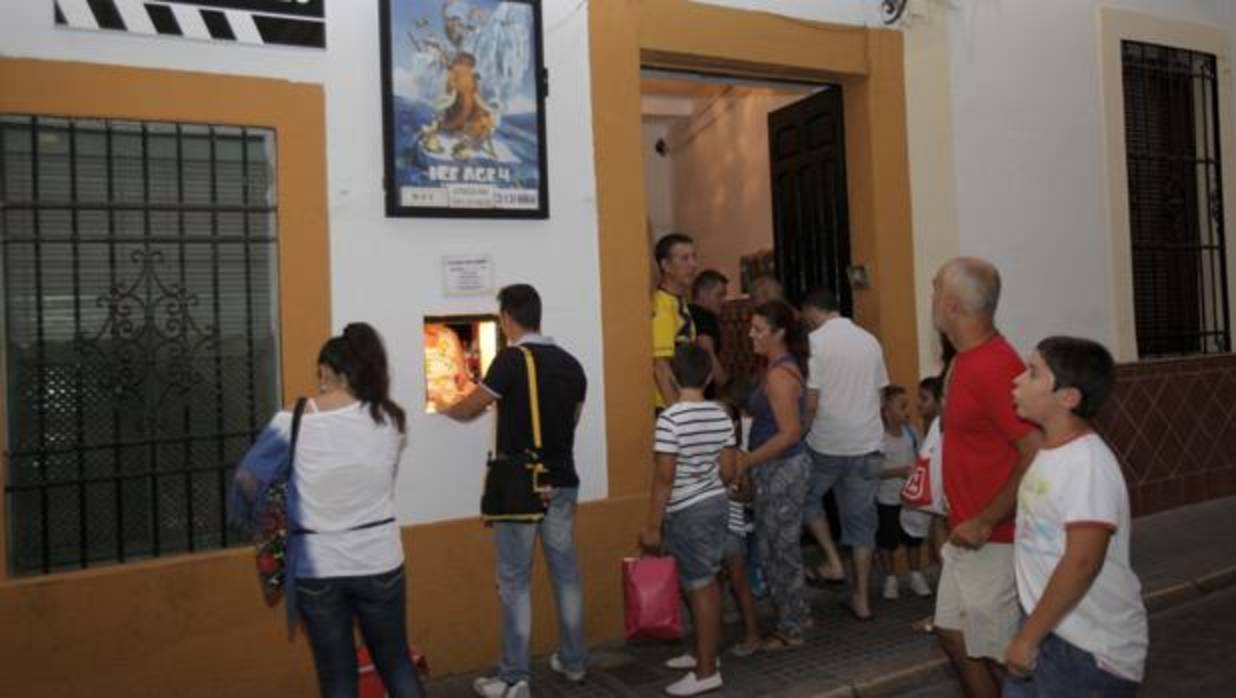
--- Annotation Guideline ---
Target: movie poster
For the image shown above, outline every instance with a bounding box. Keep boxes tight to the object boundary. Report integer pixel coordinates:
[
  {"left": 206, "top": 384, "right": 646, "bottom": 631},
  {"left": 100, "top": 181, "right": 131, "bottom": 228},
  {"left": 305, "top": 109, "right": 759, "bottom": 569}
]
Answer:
[{"left": 380, "top": 0, "right": 548, "bottom": 218}]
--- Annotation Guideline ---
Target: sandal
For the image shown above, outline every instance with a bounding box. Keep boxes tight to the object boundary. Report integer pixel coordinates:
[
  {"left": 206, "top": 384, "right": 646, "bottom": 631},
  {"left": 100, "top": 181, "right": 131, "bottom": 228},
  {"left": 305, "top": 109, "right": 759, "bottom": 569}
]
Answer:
[
  {"left": 730, "top": 639, "right": 761, "bottom": 657},
  {"left": 758, "top": 632, "right": 805, "bottom": 652},
  {"left": 804, "top": 566, "right": 846, "bottom": 588}
]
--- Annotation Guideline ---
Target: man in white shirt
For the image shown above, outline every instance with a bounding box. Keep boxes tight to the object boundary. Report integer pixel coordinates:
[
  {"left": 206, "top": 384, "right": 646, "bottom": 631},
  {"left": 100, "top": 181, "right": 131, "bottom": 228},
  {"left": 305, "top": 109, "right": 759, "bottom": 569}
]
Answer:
[{"left": 800, "top": 289, "right": 889, "bottom": 621}]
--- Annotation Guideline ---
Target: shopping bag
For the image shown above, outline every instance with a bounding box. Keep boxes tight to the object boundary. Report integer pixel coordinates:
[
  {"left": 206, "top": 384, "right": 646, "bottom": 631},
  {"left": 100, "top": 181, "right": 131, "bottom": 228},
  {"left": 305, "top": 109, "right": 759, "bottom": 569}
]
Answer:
[
  {"left": 901, "top": 417, "right": 947, "bottom": 515},
  {"left": 357, "top": 644, "right": 430, "bottom": 698},
  {"left": 622, "top": 556, "right": 683, "bottom": 641}
]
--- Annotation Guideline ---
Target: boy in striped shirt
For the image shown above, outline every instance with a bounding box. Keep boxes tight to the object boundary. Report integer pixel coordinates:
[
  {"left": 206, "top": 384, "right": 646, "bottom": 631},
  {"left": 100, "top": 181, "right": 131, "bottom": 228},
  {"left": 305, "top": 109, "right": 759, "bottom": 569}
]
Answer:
[{"left": 641, "top": 344, "right": 737, "bottom": 696}]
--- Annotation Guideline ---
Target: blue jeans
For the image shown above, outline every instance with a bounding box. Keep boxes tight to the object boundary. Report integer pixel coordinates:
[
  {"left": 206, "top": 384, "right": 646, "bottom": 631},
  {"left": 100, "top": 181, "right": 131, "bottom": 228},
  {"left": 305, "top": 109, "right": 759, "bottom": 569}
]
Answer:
[
  {"left": 1002, "top": 634, "right": 1139, "bottom": 698},
  {"left": 297, "top": 565, "right": 426, "bottom": 698},
  {"left": 493, "top": 487, "right": 587, "bottom": 684}
]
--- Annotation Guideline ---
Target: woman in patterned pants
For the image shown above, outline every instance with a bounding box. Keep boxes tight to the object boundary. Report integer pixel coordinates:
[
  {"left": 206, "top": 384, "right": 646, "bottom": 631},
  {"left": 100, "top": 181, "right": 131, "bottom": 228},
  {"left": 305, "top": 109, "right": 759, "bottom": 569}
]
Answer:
[{"left": 738, "top": 300, "right": 812, "bottom": 650}]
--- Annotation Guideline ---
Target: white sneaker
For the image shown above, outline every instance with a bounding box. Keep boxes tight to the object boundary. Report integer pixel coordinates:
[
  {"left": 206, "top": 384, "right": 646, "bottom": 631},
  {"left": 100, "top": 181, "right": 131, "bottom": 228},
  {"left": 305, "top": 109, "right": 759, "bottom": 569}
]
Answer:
[
  {"left": 473, "top": 677, "right": 530, "bottom": 698},
  {"left": 664, "top": 652, "right": 696, "bottom": 670},
  {"left": 665, "top": 671, "right": 723, "bottom": 696},
  {"left": 664, "top": 653, "right": 720, "bottom": 670},
  {"left": 882, "top": 575, "right": 900, "bottom": 600},
  {"left": 550, "top": 652, "right": 586, "bottom": 682},
  {"left": 909, "top": 571, "right": 933, "bottom": 597}
]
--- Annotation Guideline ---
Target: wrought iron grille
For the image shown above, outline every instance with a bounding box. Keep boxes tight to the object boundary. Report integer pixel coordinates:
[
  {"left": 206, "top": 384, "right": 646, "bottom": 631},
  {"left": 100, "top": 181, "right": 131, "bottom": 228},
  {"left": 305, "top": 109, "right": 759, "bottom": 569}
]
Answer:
[
  {"left": 1122, "top": 41, "right": 1230, "bottom": 357},
  {"left": 0, "top": 115, "right": 281, "bottom": 575}
]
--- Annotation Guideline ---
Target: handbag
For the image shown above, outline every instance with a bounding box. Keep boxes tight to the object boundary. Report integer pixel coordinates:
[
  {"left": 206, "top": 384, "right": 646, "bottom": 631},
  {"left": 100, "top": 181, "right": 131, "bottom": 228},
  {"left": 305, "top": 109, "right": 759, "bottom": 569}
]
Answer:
[
  {"left": 900, "top": 416, "right": 948, "bottom": 515},
  {"left": 622, "top": 556, "right": 683, "bottom": 641},
  {"left": 254, "top": 397, "right": 308, "bottom": 605},
  {"left": 481, "top": 346, "right": 551, "bottom": 524}
]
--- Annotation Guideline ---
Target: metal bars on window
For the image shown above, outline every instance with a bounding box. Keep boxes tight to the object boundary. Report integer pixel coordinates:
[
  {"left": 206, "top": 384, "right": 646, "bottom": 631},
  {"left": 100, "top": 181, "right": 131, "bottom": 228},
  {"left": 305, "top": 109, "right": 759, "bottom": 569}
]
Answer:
[
  {"left": 1122, "top": 41, "right": 1230, "bottom": 357},
  {"left": 0, "top": 115, "right": 281, "bottom": 575}
]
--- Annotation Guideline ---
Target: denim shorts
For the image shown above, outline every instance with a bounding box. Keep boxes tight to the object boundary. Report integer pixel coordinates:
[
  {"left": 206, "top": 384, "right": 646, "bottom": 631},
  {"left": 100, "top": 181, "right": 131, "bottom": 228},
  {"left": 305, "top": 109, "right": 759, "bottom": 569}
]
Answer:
[
  {"left": 664, "top": 494, "right": 728, "bottom": 591},
  {"left": 802, "top": 448, "right": 882, "bottom": 549},
  {"left": 1002, "top": 633, "right": 1140, "bottom": 698},
  {"left": 722, "top": 530, "right": 747, "bottom": 561}
]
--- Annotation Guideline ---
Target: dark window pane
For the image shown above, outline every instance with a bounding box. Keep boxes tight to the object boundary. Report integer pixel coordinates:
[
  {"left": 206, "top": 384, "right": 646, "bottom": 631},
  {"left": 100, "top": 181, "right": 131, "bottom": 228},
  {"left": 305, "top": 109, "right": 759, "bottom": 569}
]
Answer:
[
  {"left": 1, "top": 116, "right": 280, "bottom": 575},
  {"left": 1122, "top": 41, "right": 1230, "bottom": 357}
]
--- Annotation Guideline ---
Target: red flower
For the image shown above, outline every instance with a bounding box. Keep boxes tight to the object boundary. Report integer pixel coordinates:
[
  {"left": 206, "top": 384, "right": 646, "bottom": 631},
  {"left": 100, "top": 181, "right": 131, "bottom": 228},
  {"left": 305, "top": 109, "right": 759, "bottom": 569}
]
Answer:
[{"left": 257, "top": 552, "right": 280, "bottom": 575}]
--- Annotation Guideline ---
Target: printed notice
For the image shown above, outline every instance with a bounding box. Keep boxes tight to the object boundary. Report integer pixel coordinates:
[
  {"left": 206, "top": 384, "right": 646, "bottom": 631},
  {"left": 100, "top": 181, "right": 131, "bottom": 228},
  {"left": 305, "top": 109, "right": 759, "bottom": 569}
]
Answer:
[{"left": 442, "top": 254, "right": 494, "bottom": 297}]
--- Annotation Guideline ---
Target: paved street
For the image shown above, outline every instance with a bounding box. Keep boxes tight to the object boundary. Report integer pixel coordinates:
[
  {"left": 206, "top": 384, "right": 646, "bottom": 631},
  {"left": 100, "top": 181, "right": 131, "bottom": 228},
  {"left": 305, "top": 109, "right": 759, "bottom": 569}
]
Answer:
[
  {"left": 893, "top": 584, "right": 1236, "bottom": 697},
  {"left": 427, "top": 499, "right": 1236, "bottom": 698}
]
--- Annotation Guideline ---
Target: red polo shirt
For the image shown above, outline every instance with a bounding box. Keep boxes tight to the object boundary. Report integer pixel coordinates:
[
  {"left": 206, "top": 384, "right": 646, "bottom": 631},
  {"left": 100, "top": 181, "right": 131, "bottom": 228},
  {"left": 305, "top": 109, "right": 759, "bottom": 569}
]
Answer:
[{"left": 942, "top": 334, "right": 1037, "bottom": 543}]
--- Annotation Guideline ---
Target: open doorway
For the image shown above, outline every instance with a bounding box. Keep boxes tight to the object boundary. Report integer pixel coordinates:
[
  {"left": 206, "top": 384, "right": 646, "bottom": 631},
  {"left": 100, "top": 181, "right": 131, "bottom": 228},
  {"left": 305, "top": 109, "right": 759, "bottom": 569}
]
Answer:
[
  {"left": 640, "top": 69, "right": 853, "bottom": 550},
  {"left": 639, "top": 68, "right": 853, "bottom": 378}
]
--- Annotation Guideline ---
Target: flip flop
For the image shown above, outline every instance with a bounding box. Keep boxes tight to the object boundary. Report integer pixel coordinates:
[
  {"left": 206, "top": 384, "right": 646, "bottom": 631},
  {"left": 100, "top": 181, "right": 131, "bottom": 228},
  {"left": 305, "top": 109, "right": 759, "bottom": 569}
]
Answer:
[
  {"left": 804, "top": 567, "right": 846, "bottom": 588},
  {"left": 758, "top": 632, "right": 805, "bottom": 652},
  {"left": 840, "top": 599, "right": 874, "bottom": 622}
]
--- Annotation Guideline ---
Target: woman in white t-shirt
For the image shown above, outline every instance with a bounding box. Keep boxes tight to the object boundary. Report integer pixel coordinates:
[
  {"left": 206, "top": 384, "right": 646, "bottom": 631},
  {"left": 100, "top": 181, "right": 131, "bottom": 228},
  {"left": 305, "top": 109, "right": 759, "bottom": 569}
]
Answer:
[{"left": 233, "top": 323, "right": 422, "bottom": 698}]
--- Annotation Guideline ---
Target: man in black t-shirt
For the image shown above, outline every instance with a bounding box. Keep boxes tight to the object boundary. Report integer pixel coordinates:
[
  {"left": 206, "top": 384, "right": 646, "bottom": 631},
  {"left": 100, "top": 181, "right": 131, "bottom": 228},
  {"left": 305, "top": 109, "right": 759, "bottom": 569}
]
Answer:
[
  {"left": 689, "top": 269, "right": 729, "bottom": 397},
  {"left": 435, "top": 284, "right": 588, "bottom": 698}
]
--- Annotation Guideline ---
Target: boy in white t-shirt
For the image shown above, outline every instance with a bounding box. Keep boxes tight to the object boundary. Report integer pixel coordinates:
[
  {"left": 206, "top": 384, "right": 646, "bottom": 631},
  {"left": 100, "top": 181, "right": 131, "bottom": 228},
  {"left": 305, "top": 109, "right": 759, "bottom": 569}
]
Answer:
[
  {"left": 874, "top": 385, "right": 932, "bottom": 601},
  {"left": 1004, "top": 336, "right": 1147, "bottom": 697}
]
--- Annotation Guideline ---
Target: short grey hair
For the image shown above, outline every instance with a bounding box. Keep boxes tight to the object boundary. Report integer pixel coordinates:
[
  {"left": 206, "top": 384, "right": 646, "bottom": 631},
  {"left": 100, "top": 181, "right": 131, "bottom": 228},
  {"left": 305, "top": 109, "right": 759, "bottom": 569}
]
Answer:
[{"left": 944, "top": 257, "right": 1001, "bottom": 316}]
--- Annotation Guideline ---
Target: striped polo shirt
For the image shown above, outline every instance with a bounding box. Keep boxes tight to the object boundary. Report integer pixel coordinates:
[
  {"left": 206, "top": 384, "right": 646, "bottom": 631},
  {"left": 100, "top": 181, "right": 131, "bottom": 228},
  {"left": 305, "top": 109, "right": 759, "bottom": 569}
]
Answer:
[{"left": 655, "top": 401, "right": 735, "bottom": 512}]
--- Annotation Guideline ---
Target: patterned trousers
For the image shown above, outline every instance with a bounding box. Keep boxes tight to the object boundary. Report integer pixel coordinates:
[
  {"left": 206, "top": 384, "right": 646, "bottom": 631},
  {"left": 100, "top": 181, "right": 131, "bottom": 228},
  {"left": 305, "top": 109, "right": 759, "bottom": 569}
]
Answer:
[{"left": 750, "top": 451, "right": 811, "bottom": 639}]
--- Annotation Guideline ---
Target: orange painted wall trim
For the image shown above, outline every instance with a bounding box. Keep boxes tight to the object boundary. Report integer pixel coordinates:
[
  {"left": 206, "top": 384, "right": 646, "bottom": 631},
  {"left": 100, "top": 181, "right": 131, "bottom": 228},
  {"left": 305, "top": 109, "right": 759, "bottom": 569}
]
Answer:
[
  {"left": 0, "top": 58, "right": 331, "bottom": 403},
  {"left": 591, "top": 1, "right": 921, "bottom": 500},
  {"left": 0, "top": 58, "right": 330, "bottom": 696},
  {"left": 0, "top": 491, "right": 648, "bottom": 697}
]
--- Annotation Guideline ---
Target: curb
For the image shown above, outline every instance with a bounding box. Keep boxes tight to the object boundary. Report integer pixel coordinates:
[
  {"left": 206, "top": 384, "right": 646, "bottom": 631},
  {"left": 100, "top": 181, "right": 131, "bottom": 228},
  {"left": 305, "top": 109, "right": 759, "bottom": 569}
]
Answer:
[
  {"left": 1143, "top": 562, "right": 1236, "bottom": 613},
  {"left": 850, "top": 657, "right": 953, "bottom": 697},
  {"left": 1195, "top": 563, "right": 1236, "bottom": 594}
]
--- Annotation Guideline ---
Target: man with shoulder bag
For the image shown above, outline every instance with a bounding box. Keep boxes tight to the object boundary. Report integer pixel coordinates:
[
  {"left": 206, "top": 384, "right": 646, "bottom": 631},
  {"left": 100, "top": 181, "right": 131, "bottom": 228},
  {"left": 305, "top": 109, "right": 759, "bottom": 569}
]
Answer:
[{"left": 436, "top": 284, "right": 588, "bottom": 698}]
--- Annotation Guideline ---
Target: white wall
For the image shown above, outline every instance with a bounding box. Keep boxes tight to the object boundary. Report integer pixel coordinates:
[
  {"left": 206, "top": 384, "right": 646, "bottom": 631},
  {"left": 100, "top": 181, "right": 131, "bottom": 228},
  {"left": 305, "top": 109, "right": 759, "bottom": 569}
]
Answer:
[
  {"left": 0, "top": 0, "right": 609, "bottom": 523},
  {"left": 947, "top": 0, "right": 1236, "bottom": 356},
  {"left": 326, "top": 1, "right": 605, "bottom": 523},
  {"left": 667, "top": 90, "right": 803, "bottom": 293},
  {"left": 641, "top": 120, "right": 677, "bottom": 239}
]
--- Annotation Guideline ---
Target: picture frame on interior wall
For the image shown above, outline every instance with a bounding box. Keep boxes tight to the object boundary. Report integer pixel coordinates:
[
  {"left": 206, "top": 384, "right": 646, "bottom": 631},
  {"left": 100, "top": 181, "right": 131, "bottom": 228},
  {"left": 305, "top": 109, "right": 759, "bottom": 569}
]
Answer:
[{"left": 379, "top": 0, "right": 550, "bottom": 219}]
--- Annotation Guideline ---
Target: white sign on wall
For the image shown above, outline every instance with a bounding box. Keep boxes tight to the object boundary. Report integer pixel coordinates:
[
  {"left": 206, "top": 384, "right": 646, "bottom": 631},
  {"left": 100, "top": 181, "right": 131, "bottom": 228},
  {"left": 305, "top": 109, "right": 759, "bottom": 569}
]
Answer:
[{"left": 442, "top": 254, "right": 495, "bottom": 297}]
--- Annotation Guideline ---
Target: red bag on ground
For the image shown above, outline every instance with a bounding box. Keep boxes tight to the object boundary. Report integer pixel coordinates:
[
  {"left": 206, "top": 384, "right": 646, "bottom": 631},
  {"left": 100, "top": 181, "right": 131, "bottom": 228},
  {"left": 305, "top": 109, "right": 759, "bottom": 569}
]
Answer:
[
  {"left": 357, "top": 645, "right": 429, "bottom": 698},
  {"left": 622, "top": 556, "right": 683, "bottom": 641}
]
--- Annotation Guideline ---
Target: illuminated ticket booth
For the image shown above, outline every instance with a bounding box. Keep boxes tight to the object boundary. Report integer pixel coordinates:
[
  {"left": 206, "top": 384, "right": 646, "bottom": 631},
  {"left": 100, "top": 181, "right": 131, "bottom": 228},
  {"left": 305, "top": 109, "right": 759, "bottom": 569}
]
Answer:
[{"left": 423, "top": 314, "right": 504, "bottom": 413}]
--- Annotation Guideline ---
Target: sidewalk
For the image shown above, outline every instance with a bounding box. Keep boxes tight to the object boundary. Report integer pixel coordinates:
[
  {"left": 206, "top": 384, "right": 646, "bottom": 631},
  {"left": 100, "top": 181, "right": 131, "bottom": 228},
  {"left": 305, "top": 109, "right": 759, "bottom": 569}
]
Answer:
[{"left": 427, "top": 497, "right": 1236, "bottom": 698}]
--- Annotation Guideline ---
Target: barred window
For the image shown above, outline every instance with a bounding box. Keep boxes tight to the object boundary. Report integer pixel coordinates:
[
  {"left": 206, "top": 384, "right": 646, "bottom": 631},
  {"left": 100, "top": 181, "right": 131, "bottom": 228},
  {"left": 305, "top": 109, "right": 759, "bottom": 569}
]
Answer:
[
  {"left": 1122, "top": 41, "right": 1230, "bottom": 357},
  {"left": 1, "top": 116, "right": 281, "bottom": 575}
]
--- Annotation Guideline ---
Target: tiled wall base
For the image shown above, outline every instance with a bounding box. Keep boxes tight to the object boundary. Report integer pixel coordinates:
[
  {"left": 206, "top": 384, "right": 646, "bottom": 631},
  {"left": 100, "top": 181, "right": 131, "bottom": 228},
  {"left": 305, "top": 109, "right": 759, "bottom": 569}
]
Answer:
[{"left": 1094, "top": 354, "right": 1236, "bottom": 516}]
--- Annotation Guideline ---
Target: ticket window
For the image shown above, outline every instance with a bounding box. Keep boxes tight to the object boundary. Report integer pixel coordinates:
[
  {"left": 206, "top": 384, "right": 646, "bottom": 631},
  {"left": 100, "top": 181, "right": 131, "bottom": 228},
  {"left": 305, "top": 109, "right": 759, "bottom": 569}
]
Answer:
[{"left": 424, "top": 314, "right": 504, "bottom": 413}]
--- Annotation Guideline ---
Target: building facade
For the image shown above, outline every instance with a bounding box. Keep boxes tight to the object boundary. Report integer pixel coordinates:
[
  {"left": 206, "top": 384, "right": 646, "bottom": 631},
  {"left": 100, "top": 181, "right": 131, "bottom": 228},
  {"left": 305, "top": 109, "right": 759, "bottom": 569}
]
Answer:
[{"left": 1, "top": 0, "right": 1233, "bottom": 695}]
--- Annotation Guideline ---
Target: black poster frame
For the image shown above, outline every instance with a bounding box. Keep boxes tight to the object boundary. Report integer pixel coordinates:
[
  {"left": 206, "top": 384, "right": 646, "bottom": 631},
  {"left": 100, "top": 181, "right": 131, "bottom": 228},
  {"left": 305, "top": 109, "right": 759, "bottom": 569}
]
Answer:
[{"left": 379, "top": 0, "right": 550, "bottom": 219}]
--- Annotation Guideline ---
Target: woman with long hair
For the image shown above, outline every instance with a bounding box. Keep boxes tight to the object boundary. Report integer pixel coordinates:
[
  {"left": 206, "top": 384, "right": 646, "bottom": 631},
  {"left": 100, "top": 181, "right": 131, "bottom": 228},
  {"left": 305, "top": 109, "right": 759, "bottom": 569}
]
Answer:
[
  {"left": 738, "top": 300, "right": 813, "bottom": 650},
  {"left": 231, "top": 323, "right": 423, "bottom": 698}
]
